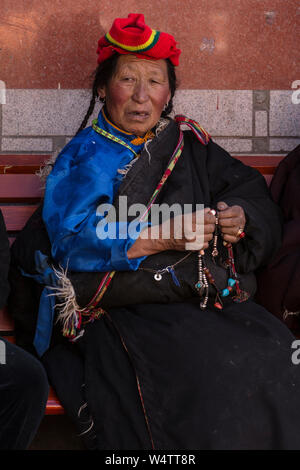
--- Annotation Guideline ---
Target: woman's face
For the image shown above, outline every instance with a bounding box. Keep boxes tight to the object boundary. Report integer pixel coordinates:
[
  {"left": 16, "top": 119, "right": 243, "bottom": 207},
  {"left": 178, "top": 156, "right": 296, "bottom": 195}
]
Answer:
[{"left": 98, "top": 55, "right": 171, "bottom": 136}]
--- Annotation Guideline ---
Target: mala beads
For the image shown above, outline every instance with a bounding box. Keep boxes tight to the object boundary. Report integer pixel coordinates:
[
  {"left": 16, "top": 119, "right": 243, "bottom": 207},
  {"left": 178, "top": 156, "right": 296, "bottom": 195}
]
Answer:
[
  {"left": 195, "top": 209, "right": 249, "bottom": 310},
  {"left": 220, "top": 277, "right": 236, "bottom": 297},
  {"left": 211, "top": 213, "right": 219, "bottom": 258},
  {"left": 195, "top": 249, "right": 209, "bottom": 309},
  {"left": 223, "top": 241, "right": 249, "bottom": 303}
]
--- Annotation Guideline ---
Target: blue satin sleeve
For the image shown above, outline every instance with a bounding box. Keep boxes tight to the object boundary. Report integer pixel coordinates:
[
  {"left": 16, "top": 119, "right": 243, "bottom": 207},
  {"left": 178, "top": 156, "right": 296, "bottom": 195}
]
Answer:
[{"left": 42, "top": 136, "right": 148, "bottom": 272}]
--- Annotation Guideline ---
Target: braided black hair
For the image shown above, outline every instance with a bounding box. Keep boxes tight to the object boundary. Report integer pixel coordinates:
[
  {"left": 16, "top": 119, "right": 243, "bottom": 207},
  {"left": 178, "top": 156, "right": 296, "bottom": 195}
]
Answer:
[
  {"left": 76, "top": 54, "right": 119, "bottom": 135},
  {"left": 161, "top": 59, "right": 177, "bottom": 119},
  {"left": 76, "top": 55, "right": 178, "bottom": 135}
]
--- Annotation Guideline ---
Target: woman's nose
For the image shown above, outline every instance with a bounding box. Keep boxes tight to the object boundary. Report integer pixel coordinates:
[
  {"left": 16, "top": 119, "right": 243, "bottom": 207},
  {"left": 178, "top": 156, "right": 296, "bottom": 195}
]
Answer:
[{"left": 132, "top": 81, "right": 149, "bottom": 103}]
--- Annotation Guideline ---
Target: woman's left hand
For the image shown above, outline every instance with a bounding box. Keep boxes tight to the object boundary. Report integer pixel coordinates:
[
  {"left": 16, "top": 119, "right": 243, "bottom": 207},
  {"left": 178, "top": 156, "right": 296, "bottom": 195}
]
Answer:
[{"left": 217, "top": 201, "right": 246, "bottom": 244}]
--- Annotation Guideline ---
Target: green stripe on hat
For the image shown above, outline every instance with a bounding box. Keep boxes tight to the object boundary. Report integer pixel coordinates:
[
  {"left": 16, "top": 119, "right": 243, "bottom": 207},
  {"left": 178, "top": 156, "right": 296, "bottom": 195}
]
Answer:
[{"left": 105, "top": 30, "right": 160, "bottom": 53}]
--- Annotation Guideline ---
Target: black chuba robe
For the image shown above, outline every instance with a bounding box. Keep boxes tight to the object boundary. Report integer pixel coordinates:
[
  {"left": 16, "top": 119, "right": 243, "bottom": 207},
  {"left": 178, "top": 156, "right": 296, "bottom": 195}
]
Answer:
[{"left": 9, "top": 119, "right": 300, "bottom": 449}]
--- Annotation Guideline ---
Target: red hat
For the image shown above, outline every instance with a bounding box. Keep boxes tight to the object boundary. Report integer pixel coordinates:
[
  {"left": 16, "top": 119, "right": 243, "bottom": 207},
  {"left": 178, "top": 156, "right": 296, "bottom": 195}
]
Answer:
[{"left": 97, "top": 13, "right": 181, "bottom": 66}]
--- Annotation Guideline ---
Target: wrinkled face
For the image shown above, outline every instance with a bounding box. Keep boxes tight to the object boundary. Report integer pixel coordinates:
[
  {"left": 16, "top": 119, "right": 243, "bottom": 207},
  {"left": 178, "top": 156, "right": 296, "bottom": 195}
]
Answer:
[{"left": 98, "top": 55, "right": 171, "bottom": 136}]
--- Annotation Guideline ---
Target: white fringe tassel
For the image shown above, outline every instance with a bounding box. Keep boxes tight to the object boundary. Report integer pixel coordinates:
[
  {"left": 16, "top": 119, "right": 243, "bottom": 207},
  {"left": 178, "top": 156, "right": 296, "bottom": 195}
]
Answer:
[
  {"left": 36, "top": 150, "right": 61, "bottom": 186},
  {"left": 117, "top": 155, "right": 139, "bottom": 177},
  {"left": 47, "top": 263, "right": 83, "bottom": 333}
]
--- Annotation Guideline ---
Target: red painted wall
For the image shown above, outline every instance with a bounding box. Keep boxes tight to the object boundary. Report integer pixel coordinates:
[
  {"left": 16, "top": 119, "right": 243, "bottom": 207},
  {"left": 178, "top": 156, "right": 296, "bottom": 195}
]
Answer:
[{"left": 0, "top": 0, "right": 299, "bottom": 89}]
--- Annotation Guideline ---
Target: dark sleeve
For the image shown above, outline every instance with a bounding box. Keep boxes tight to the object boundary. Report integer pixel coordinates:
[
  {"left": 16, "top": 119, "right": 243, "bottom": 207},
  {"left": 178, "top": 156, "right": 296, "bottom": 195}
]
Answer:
[
  {"left": 206, "top": 141, "right": 283, "bottom": 273},
  {"left": 0, "top": 210, "right": 10, "bottom": 308}
]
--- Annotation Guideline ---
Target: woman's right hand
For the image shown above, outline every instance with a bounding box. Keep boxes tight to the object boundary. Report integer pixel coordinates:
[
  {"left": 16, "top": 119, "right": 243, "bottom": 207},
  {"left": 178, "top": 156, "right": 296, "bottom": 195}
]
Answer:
[
  {"left": 128, "top": 208, "right": 216, "bottom": 258},
  {"left": 161, "top": 207, "right": 216, "bottom": 252}
]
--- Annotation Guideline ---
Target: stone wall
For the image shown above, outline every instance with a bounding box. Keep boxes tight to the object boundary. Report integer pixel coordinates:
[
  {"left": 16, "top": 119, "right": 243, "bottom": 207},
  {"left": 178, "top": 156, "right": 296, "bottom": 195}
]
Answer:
[{"left": 1, "top": 89, "right": 299, "bottom": 155}]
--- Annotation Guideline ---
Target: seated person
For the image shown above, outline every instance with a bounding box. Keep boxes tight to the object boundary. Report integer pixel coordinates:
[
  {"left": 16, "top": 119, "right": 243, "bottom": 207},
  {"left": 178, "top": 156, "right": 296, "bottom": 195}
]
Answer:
[
  {"left": 8, "top": 14, "right": 300, "bottom": 450},
  {"left": 256, "top": 144, "right": 300, "bottom": 327},
  {"left": 0, "top": 209, "right": 49, "bottom": 450}
]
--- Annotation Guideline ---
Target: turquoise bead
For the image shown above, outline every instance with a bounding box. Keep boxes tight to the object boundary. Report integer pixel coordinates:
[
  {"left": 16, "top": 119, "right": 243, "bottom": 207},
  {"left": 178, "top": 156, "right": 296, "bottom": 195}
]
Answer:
[
  {"left": 228, "top": 278, "right": 236, "bottom": 287},
  {"left": 221, "top": 288, "right": 230, "bottom": 297}
]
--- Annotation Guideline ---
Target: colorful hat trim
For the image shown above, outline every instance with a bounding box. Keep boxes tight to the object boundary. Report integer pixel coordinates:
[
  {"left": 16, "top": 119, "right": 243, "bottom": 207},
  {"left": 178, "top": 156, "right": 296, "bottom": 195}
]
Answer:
[{"left": 105, "top": 29, "right": 161, "bottom": 53}]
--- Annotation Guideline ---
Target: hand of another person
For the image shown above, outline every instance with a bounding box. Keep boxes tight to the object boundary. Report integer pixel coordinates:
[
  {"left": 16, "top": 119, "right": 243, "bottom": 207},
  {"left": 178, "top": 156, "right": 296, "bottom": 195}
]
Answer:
[{"left": 217, "top": 201, "right": 246, "bottom": 244}]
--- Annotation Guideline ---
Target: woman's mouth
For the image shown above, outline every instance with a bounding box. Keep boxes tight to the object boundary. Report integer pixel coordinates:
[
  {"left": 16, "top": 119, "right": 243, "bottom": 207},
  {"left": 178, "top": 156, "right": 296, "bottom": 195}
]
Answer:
[{"left": 127, "top": 111, "right": 150, "bottom": 121}]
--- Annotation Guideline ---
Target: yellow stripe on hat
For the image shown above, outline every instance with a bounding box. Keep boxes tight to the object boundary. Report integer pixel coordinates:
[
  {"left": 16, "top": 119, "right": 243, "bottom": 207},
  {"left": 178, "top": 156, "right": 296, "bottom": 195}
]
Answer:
[{"left": 106, "top": 29, "right": 159, "bottom": 52}]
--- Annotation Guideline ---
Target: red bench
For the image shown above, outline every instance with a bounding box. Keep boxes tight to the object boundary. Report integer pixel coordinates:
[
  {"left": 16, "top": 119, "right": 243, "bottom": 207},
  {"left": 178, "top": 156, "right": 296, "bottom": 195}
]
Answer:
[
  {"left": 0, "top": 152, "right": 285, "bottom": 415},
  {"left": 0, "top": 154, "right": 64, "bottom": 415}
]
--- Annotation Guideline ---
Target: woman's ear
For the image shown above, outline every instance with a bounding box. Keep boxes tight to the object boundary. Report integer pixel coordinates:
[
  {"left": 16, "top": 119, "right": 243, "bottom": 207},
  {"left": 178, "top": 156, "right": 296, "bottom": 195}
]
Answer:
[{"left": 97, "top": 86, "right": 106, "bottom": 101}]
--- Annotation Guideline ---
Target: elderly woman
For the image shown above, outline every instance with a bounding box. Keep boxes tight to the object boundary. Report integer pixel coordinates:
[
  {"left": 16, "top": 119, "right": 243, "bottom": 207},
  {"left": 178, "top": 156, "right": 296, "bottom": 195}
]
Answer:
[{"left": 9, "top": 13, "right": 300, "bottom": 450}]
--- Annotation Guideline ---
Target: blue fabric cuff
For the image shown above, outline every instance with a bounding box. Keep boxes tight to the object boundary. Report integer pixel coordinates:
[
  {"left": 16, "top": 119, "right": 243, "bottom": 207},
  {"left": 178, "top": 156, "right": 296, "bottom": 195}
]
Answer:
[{"left": 110, "top": 221, "right": 149, "bottom": 271}]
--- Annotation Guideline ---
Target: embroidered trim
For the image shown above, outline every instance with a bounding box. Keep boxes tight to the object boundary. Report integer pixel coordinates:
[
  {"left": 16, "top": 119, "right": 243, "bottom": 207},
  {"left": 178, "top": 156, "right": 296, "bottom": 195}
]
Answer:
[
  {"left": 175, "top": 115, "right": 210, "bottom": 145},
  {"left": 92, "top": 119, "right": 139, "bottom": 157}
]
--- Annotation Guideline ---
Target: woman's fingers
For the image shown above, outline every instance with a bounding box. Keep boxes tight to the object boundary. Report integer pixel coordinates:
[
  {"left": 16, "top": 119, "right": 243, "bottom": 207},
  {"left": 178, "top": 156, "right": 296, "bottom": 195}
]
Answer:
[
  {"left": 218, "top": 215, "right": 245, "bottom": 227},
  {"left": 221, "top": 232, "right": 241, "bottom": 243},
  {"left": 165, "top": 207, "right": 220, "bottom": 251},
  {"left": 202, "top": 210, "right": 216, "bottom": 241},
  {"left": 218, "top": 205, "right": 245, "bottom": 224},
  {"left": 217, "top": 201, "right": 246, "bottom": 243},
  {"left": 217, "top": 201, "right": 246, "bottom": 241},
  {"left": 182, "top": 208, "right": 216, "bottom": 250}
]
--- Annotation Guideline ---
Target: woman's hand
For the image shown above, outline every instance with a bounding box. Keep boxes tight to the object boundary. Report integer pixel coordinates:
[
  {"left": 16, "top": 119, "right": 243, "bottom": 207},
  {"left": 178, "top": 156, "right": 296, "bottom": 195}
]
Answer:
[
  {"left": 127, "top": 208, "right": 216, "bottom": 258},
  {"left": 217, "top": 201, "right": 246, "bottom": 244},
  {"left": 164, "top": 207, "right": 216, "bottom": 252}
]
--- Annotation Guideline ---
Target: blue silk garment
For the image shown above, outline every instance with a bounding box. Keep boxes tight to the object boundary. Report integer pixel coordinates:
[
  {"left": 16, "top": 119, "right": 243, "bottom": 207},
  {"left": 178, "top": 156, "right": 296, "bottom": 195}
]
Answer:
[{"left": 42, "top": 108, "right": 149, "bottom": 272}]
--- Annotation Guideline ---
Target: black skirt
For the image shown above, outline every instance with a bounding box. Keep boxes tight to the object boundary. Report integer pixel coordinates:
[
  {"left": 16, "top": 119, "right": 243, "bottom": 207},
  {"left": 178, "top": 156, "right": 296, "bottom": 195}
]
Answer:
[{"left": 43, "top": 299, "right": 300, "bottom": 450}]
